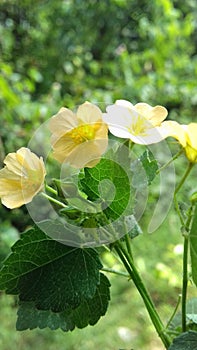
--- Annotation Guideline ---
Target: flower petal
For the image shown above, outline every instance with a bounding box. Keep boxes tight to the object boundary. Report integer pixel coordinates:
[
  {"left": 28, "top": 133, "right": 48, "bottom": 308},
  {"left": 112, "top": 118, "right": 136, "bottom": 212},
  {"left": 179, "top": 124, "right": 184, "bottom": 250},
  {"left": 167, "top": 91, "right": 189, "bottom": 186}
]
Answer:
[
  {"left": 51, "top": 135, "right": 76, "bottom": 163},
  {"left": 134, "top": 103, "right": 168, "bottom": 125},
  {"left": 115, "top": 99, "right": 135, "bottom": 109},
  {"left": 77, "top": 101, "right": 102, "bottom": 124},
  {"left": 0, "top": 147, "right": 46, "bottom": 209},
  {"left": 65, "top": 139, "right": 107, "bottom": 168},
  {"left": 49, "top": 107, "right": 78, "bottom": 137},
  {"left": 185, "top": 123, "right": 197, "bottom": 150},
  {"left": 128, "top": 126, "right": 166, "bottom": 145},
  {"left": 1, "top": 192, "right": 27, "bottom": 209},
  {"left": 161, "top": 121, "right": 187, "bottom": 147},
  {"left": 104, "top": 104, "right": 138, "bottom": 128}
]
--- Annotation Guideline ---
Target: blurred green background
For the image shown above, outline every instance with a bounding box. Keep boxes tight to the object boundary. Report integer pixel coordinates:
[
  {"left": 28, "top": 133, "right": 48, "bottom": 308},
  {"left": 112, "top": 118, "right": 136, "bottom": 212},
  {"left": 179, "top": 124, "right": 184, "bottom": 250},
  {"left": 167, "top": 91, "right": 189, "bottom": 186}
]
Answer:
[{"left": 0, "top": 0, "right": 197, "bottom": 349}]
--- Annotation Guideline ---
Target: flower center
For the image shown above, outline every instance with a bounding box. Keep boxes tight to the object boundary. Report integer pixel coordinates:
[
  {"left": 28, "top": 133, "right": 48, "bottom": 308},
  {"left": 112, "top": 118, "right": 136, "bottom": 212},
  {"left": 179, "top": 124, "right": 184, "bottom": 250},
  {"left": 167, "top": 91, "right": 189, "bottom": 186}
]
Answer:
[
  {"left": 128, "top": 115, "right": 149, "bottom": 136},
  {"left": 69, "top": 124, "right": 97, "bottom": 144}
]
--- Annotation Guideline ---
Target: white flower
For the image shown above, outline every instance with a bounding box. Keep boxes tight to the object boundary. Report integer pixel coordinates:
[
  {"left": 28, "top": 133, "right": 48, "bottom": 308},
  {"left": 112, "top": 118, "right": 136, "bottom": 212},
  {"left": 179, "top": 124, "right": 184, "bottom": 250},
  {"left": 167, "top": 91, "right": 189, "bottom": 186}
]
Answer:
[{"left": 103, "top": 100, "right": 168, "bottom": 145}]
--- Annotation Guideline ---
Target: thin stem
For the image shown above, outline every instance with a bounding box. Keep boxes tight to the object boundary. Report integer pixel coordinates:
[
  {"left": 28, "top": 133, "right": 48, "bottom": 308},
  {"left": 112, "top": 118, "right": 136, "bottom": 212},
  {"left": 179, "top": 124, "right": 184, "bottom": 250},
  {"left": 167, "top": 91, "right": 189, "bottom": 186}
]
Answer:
[
  {"left": 101, "top": 267, "right": 129, "bottom": 278},
  {"left": 45, "top": 184, "right": 58, "bottom": 195},
  {"left": 174, "top": 162, "right": 194, "bottom": 226},
  {"left": 174, "top": 196, "right": 185, "bottom": 227},
  {"left": 166, "top": 294, "right": 181, "bottom": 329},
  {"left": 174, "top": 162, "right": 194, "bottom": 195},
  {"left": 173, "top": 163, "right": 194, "bottom": 333},
  {"left": 41, "top": 192, "right": 67, "bottom": 208},
  {"left": 182, "top": 235, "right": 189, "bottom": 332},
  {"left": 156, "top": 148, "right": 183, "bottom": 174},
  {"left": 181, "top": 204, "right": 194, "bottom": 332},
  {"left": 125, "top": 233, "right": 133, "bottom": 260},
  {"left": 114, "top": 242, "right": 171, "bottom": 348}
]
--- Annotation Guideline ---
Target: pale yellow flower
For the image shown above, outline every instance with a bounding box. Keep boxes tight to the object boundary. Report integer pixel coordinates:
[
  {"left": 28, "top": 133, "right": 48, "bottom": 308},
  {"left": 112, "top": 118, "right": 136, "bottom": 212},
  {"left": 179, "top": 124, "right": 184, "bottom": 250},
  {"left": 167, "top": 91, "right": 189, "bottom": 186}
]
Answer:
[
  {"left": 162, "top": 121, "right": 197, "bottom": 163},
  {"left": 0, "top": 147, "right": 46, "bottom": 209},
  {"left": 103, "top": 99, "right": 168, "bottom": 144},
  {"left": 49, "top": 101, "right": 108, "bottom": 168}
]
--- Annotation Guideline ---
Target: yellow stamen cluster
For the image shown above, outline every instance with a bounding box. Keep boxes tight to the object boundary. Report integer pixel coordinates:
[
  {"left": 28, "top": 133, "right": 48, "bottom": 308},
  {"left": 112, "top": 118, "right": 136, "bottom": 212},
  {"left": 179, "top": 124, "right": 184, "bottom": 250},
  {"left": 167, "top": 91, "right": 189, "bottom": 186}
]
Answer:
[
  {"left": 128, "top": 116, "right": 148, "bottom": 136},
  {"left": 69, "top": 124, "right": 96, "bottom": 144}
]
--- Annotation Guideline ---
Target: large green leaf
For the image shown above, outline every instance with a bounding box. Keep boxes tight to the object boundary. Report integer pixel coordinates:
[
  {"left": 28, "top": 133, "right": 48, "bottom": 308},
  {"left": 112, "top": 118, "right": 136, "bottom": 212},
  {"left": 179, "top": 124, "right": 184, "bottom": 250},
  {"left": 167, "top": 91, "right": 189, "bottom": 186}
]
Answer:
[
  {"left": 169, "top": 331, "right": 197, "bottom": 350},
  {"left": 0, "top": 226, "right": 102, "bottom": 312},
  {"left": 16, "top": 273, "right": 110, "bottom": 331},
  {"left": 190, "top": 205, "right": 197, "bottom": 286}
]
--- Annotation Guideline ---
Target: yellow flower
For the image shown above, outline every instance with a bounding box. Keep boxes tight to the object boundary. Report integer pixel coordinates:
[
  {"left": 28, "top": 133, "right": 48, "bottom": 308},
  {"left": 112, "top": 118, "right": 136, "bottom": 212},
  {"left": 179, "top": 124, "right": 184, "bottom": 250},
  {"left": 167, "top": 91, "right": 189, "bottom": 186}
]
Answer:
[
  {"left": 0, "top": 147, "right": 46, "bottom": 209},
  {"left": 103, "top": 100, "right": 168, "bottom": 145},
  {"left": 162, "top": 121, "right": 197, "bottom": 163},
  {"left": 49, "top": 101, "right": 108, "bottom": 168}
]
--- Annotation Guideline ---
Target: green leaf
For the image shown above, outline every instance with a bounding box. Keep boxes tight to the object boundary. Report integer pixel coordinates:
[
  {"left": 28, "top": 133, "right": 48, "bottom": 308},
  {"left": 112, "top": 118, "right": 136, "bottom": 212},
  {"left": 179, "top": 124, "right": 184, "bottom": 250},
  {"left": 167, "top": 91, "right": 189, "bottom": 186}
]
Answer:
[
  {"left": 140, "top": 149, "right": 158, "bottom": 184},
  {"left": 16, "top": 273, "right": 110, "bottom": 331},
  {"left": 131, "top": 149, "right": 158, "bottom": 188},
  {"left": 80, "top": 155, "right": 132, "bottom": 220},
  {"left": 0, "top": 226, "right": 102, "bottom": 312},
  {"left": 168, "top": 331, "right": 197, "bottom": 350},
  {"left": 190, "top": 205, "right": 197, "bottom": 286}
]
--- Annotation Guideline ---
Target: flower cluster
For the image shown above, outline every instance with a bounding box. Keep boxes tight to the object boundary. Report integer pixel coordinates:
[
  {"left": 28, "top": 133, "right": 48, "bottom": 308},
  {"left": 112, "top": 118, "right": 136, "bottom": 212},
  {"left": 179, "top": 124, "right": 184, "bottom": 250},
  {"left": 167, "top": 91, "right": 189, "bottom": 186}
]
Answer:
[{"left": 0, "top": 99, "right": 197, "bottom": 209}]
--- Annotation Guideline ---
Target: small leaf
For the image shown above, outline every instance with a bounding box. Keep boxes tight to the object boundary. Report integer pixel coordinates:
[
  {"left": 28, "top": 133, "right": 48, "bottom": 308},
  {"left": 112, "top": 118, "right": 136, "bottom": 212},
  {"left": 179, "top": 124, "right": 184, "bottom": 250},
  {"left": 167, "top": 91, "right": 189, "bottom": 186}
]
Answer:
[
  {"left": 16, "top": 273, "right": 110, "bottom": 331},
  {"left": 140, "top": 149, "right": 158, "bottom": 184},
  {"left": 168, "top": 331, "right": 197, "bottom": 350},
  {"left": 131, "top": 149, "right": 158, "bottom": 188},
  {"left": 190, "top": 205, "right": 197, "bottom": 286},
  {"left": 0, "top": 226, "right": 102, "bottom": 312}
]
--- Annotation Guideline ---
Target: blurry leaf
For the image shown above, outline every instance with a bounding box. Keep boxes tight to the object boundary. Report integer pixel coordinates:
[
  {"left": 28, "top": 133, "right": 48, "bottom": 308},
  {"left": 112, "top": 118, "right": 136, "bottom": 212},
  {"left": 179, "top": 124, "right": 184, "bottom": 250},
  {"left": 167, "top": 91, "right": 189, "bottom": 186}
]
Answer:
[
  {"left": 0, "top": 226, "right": 102, "bottom": 312},
  {"left": 169, "top": 298, "right": 197, "bottom": 333},
  {"left": 124, "top": 215, "right": 142, "bottom": 239},
  {"left": 16, "top": 273, "right": 110, "bottom": 331},
  {"left": 186, "top": 298, "right": 197, "bottom": 324},
  {"left": 169, "top": 331, "right": 197, "bottom": 350},
  {"left": 190, "top": 205, "right": 197, "bottom": 286}
]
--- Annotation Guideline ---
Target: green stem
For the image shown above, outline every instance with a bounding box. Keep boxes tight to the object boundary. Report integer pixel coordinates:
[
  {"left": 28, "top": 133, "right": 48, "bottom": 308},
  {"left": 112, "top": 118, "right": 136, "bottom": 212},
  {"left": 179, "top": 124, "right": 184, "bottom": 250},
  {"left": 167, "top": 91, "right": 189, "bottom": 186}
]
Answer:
[
  {"left": 181, "top": 204, "right": 194, "bottom": 332},
  {"left": 156, "top": 148, "right": 183, "bottom": 174},
  {"left": 173, "top": 163, "right": 194, "bottom": 333},
  {"left": 45, "top": 184, "right": 58, "bottom": 195},
  {"left": 41, "top": 192, "right": 67, "bottom": 208},
  {"left": 125, "top": 233, "right": 133, "bottom": 260},
  {"left": 101, "top": 267, "right": 129, "bottom": 278},
  {"left": 182, "top": 235, "right": 189, "bottom": 332},
  {"left": 166, "top": 294, "right": 181, "bottom": 330},
  {"left": 174, "top": 162, "right": 194, "bottom": 226},
  {"left": 174, "top": 162, "right": 194, "bottom": 195},
  {"left": 114, "top": 242, "right": 171, "bottom": 349}
]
